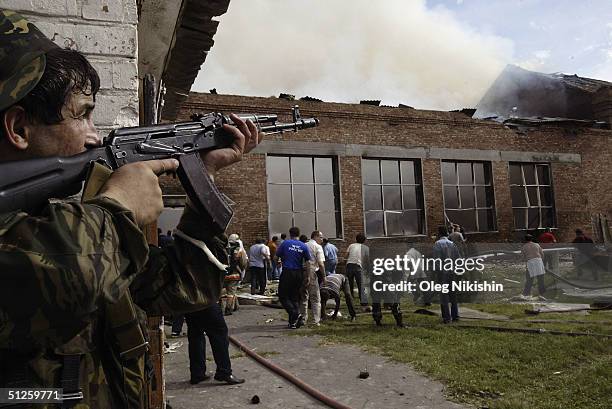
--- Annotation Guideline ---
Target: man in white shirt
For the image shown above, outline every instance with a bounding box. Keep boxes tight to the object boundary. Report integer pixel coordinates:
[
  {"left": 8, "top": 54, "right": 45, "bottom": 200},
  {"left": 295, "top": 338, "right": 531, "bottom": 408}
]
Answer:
[
  {"left": 300, "top": 231, "right": 326, "bottom": 326},
  {"left": 346, "top": 233, "right": 370, "bottom": 306},
  {"left": 248, "top": 239, "right": 271, "bottom": 295}
]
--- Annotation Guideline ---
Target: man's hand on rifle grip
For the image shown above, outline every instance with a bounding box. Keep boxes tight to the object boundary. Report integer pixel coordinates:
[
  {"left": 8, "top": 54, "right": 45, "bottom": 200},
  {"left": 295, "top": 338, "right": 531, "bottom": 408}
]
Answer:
[{"left": 200, "top": 113, "right": 264, "bottom": 180}]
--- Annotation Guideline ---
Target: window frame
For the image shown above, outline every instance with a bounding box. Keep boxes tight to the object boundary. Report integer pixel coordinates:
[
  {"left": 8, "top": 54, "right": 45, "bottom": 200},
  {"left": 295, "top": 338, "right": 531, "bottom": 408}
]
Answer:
[
  {"left": 266, "top": 154, "right": 342, "bottom": 238},
  {"left": 361, "top": 157, "right": 426, "bottom": 238},
  {"left": 508, "top": 162, "right": 556, "bottom": 230},
  {"left": 441, "top": 160, "right": 497, "bottom": 233}
]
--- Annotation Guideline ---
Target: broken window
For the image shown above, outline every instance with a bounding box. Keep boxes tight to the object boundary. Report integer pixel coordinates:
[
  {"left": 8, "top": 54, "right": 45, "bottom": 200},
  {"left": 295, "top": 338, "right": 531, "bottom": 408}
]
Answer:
[
  {"left": 362, "top": 158, "right": 425, "bottom": 237},
  {"left": 267, "top": 155, "right": 341, "bottom": 238},
  {"left": 442, "top": 161, "right": 497, "bottom": 232},
  {"left": 509, "top": 162, "right": 556, "bottom": 229}
]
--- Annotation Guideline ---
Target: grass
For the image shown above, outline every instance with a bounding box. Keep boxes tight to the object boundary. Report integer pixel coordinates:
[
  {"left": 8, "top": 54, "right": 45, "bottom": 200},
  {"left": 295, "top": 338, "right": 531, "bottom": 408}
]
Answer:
[{"left": 302, "top": 302, "right": 612, "bottom": 409}]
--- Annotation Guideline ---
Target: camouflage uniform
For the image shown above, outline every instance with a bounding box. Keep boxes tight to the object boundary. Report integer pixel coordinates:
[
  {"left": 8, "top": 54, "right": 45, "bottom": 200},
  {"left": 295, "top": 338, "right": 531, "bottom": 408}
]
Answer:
[{"left": 0, "top": 10, "right": 227, "bottom": 409}]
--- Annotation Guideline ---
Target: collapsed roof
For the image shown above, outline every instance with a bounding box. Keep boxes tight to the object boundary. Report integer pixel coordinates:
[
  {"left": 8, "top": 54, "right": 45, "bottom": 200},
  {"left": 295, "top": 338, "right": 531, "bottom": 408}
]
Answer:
[{"left": 473, "top": 65, "right": 612, "bottom": 126}]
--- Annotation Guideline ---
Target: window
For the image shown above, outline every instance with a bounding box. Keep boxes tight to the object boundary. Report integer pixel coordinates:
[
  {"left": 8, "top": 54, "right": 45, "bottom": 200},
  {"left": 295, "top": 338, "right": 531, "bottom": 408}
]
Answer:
[
  {"left": 362, "top": 158, "right": 424, "bottom": 237},
  {"left": 509, "top": 163, "right": 555, "bottom": 229},
  {"left": 266, "top": 155, "right": 341, "bottom": 238},
  {"left": 442, "top": 161, "right": 496, "bottom": 232}
]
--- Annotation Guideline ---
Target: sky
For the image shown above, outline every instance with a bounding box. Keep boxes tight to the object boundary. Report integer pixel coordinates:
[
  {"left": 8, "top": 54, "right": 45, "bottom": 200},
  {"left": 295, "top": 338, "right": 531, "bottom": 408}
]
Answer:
[{"left": 192, "top": 0, "right": 612, "bottom": 111}]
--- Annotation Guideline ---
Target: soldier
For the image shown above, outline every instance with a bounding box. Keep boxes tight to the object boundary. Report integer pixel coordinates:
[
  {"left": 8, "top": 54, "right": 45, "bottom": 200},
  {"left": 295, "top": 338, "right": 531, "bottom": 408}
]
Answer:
[{"left": 0, "top": 10, "right": 262, "bottom": 408}]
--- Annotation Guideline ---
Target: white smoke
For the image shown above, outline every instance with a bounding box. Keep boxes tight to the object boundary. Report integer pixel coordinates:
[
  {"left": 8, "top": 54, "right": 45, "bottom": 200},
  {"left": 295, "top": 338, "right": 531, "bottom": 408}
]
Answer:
[{"left": 193, "top": 0, "right": 515, "bottom": 110}]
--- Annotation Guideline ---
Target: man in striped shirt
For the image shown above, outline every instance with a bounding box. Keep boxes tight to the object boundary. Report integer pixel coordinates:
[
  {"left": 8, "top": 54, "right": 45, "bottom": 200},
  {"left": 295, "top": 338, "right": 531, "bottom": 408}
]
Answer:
[{"left": 320, "top": 273, "right": 356, "bottom": 321}]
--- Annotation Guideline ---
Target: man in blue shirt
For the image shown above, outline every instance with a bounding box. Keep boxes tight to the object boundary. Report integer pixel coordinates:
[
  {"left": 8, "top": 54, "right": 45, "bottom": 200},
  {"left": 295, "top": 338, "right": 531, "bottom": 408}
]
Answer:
[
  {"left": 322, "top": 238, "right": 338, "bottom": 276},
  {"left": 276, "top": 226, "right": 312, "bottom": 328}
]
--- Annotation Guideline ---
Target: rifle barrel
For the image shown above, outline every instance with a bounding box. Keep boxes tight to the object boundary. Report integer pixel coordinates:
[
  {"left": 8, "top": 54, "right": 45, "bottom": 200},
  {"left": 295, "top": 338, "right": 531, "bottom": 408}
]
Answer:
[{"left": 259, "top": 118, "right": 319, "bottom": 134}]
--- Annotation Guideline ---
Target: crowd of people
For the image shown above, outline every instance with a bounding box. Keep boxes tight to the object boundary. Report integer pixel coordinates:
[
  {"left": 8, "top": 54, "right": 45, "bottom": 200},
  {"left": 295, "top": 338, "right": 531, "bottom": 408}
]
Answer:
[{"left": 161, "top": 220, "right": 601, "bottom": 390}]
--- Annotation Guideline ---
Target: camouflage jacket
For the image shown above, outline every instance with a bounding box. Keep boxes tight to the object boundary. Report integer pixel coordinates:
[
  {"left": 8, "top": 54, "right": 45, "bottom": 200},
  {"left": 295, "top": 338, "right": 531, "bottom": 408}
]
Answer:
[{"left": 0, "top": 196, "right": 226, "bottom": 408}]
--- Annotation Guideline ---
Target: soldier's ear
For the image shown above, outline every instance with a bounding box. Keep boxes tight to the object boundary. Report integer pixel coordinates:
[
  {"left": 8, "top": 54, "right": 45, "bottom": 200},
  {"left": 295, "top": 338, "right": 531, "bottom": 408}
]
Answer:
[{"left": 3, "top": 106, "right": 30, "bottom": 150}]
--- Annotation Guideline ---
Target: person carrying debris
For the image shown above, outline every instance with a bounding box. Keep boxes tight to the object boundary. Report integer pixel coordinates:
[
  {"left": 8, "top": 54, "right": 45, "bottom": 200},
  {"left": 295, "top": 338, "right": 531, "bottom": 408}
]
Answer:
[
  {"left": 320, "top": 273, "right": 356, "bottom": 321},
  {"left": 521, "top": 234, "right": 546, "bottom": 297},
  {"left": 220, "top": 234, "right": 248, "bottom": 315}
]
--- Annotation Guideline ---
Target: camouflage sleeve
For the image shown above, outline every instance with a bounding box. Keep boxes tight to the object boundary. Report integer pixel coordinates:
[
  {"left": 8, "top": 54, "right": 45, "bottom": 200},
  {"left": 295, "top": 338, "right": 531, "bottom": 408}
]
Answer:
[
  {"left": 127, "top": 202, "right": 227, "bottom": 316},
  {"left": 0, "top": 197, "right": 148, "bottom": 351}
]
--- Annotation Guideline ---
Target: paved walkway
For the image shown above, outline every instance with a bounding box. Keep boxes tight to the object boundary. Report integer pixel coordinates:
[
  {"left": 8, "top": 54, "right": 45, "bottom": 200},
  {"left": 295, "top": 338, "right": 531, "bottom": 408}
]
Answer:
[{"left": 164, "top": 305, "right": 469, "bottom": 409}]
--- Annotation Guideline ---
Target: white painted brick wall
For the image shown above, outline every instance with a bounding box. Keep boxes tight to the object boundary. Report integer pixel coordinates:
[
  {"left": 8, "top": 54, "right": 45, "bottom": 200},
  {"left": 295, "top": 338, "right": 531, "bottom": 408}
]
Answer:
[{"left": 7, "top": 0, "right": 139, "bottom": 128}]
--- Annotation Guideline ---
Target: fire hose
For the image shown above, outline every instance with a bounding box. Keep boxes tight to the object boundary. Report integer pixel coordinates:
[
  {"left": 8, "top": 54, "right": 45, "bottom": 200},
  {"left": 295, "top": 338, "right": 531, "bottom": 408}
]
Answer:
[{"left": 229, "top": 335, "right": 353, "bottom": 409}]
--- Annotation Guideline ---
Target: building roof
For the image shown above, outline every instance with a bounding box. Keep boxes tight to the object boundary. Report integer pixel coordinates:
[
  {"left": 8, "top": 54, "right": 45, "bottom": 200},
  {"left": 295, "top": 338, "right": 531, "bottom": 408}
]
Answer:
[
  {"left": 160, "top": 0, "right": 230, "bottom": 120},
  {"left": 473, "top": 65, "right": 612, "bottom": 124}
]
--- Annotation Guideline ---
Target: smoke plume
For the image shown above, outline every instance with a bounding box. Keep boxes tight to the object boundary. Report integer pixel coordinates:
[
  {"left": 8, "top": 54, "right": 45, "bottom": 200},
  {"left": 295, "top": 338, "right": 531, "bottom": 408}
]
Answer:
[{"left": 193, "top": 0, "right": 515, "bottom": 110}]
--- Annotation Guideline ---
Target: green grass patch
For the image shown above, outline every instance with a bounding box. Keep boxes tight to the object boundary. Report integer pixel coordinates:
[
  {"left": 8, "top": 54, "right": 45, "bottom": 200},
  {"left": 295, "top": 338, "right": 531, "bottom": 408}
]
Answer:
[{"left": 303, "top": 304, "right": 612, "bottom": 409}]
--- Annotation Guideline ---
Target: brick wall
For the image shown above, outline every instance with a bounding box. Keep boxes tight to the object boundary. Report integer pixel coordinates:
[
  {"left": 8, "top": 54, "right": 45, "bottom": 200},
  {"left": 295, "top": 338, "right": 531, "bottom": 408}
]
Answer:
[
  {"left": 9, "top": 0, "right": 140, "bottom": 134},
  {"left": 171, "top": 92, "right": 612, "bottom": 251}
]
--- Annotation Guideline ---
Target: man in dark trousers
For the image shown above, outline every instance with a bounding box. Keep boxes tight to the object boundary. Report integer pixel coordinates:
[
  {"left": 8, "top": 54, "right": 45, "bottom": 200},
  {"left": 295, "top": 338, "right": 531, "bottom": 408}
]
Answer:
[
  {"left": 276, "top": 227, "right": 312, "bottom": 328},
  {"left": 573, "top": 228, "right": 598, "bottom": 280},
  {"left": 185, "top": 304, "right": 245, "bottom": 385},
  {"left": 320, "top": 273, "right": 356, "bottom": 321},
  {"left": 433, "top": 225, "right": 461, "bottom": 324}
]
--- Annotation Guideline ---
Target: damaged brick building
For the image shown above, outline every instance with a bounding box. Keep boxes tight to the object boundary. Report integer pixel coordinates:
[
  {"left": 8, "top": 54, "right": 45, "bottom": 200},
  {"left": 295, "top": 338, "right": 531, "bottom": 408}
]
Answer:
[{"left": 159, "top": 65, "right": 612, "bottom": 253}]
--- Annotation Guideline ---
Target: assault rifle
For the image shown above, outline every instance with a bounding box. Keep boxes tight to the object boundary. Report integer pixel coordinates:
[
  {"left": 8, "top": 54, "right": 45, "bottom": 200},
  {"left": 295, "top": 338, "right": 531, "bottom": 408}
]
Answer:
[{"left": 0, "top": 106, "right": 318, "bottom": 234}]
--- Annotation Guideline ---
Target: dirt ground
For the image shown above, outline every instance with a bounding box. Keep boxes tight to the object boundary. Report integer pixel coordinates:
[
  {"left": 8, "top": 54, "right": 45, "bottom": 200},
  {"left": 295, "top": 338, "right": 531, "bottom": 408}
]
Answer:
[{"left": 163, "top": 304, "right": 469, "bottom": 409}]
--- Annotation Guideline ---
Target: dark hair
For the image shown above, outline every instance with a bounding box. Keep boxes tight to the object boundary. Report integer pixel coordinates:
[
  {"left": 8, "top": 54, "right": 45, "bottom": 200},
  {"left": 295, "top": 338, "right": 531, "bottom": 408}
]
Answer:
[
  {"left": 289, "top": 227, "right": 300, "bottom": 238},
  {"left": 281, "top": 233, "right": 287, "bottom": 239},
  {"left": 311, "top": 230, "right": 322, "bottom": 239},
  {"left": 438, "top": 225, "right": 449, "bottom": 237},
  {"left": 525, "top": 234, "right": 534, "bottom": 242},
  {"left": 1, "top": 48, "right": 100, "bottom": 138},
  {"left": 272, "top": 236, "right": 278, "bottom": 241},
  {"left": 322, "top": 238, "right": 329, "bottom": 245},
  {"left": 356, "top": 233, "right": 366, "bottom": 243},
  {"left": 299, "top": 234, "right": 308, "bottom": 243},
  {"left": 575, "top": 229, "right": 583, "bottom": 235}
]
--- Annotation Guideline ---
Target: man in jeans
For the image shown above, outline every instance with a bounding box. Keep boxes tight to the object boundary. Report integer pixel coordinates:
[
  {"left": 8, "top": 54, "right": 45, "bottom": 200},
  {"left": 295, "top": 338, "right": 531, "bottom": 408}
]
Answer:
[
  {"left": 322, "top": 238, "right": 338, "bottom": 276},
  {"left": 267, "top": 236, "right": 280, "bottom": 280},
  {"left": 248, "top": 238, "right": 270, "bottom": 295},
  {"left": 432, "top": 226, "right": 461, "bottom": 324},
  {"left": 276, "top": 227, "right": 312, "bottom": 328},
  {"left": 346, "top": 233, "right": 370, "bottom": 307}
]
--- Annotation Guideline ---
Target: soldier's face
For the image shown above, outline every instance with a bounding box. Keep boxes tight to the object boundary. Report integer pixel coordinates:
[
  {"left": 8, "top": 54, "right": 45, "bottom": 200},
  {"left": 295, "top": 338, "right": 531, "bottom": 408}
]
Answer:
[{"left": 27, "top": 91, "right": 101, "bottom": 157}]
